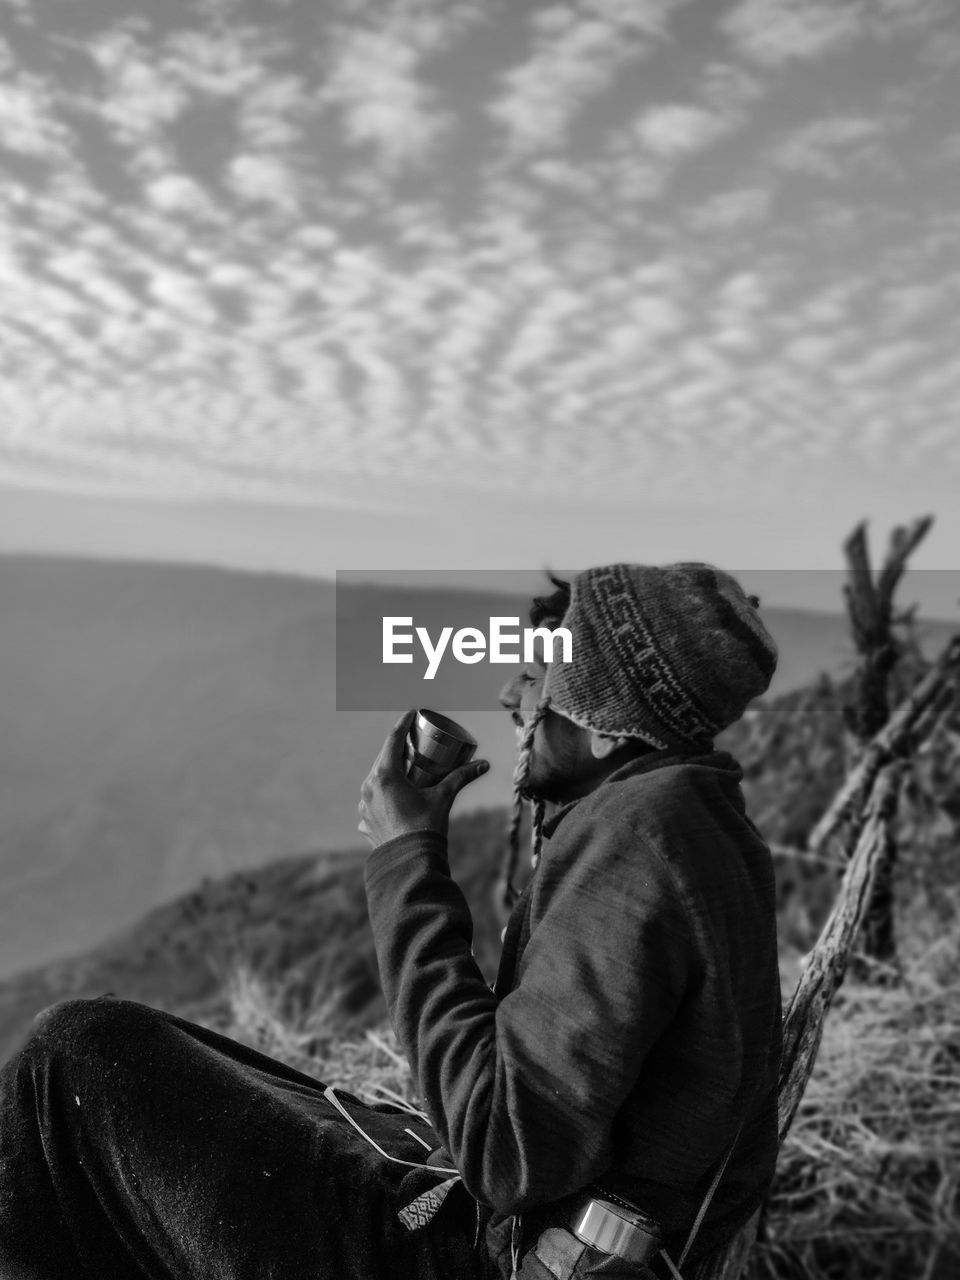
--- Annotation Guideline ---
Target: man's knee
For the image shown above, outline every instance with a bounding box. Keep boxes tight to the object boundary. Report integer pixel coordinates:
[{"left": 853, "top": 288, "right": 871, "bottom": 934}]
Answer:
[
  {"left": 31, "top": 997, "right": 82, "bottom": 1033},
  {"left": 27, "top": 996, "right": 156, "bottom": 1063}
]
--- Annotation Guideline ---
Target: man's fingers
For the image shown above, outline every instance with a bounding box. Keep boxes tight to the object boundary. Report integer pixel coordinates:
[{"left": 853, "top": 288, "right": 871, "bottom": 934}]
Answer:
[
  {"left": 439, "top": 758, "right": 489, "bottom": 800},
  {"left": 376, "top": 709, "right": 416, "bottom": 772}
]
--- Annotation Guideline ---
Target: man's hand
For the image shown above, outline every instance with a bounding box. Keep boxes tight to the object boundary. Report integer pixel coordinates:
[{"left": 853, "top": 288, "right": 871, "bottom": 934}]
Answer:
[{"left": 358, "top": 710, "right": 489, "bottom": 849}]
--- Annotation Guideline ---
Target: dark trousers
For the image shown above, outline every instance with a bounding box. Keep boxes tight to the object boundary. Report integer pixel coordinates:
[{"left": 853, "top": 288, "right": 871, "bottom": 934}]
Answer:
[{"left": 0, "top": 997, "right": 493, "bottom": 1280}]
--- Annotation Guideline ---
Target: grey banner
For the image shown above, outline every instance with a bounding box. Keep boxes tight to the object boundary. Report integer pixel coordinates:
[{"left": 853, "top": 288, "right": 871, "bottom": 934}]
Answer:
[{"left": 335, "top": 568, "right": 960, "bottom": 712}]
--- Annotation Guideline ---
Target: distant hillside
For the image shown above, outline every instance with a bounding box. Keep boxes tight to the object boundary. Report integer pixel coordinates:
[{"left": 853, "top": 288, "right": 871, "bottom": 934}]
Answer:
[
  {"left": 0, "top": 557, "right": 522, "bottom": 977},
  {"left": 1, "top": 553, "right": 956, "bottom": 979},
  {"left": 0, "top": 807, "right": 509, "bottom": 1065}
]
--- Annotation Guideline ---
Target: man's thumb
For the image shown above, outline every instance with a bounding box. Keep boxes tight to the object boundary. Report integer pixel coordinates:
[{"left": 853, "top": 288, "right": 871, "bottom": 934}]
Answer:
[{"left": 443, "top": 758, "right": 489, "bottom": 796}]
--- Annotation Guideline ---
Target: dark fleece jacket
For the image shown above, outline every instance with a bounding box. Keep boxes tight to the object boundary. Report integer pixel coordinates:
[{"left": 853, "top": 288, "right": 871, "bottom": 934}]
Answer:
[{"left": 364, "top": 749, "right": 783, "bottom": 1273}]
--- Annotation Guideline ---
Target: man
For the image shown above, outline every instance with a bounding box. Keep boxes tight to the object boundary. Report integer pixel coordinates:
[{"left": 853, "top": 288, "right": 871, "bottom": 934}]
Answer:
[
  {"left": 0, "top": 562, "right": 781, "bottom": 1280},
  {"left": 358, "top": 562, "right": 783, "bottom": 1279}
]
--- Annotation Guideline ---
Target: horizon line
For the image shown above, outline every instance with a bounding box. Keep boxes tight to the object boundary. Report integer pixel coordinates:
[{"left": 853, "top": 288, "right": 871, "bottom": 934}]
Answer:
[{"left": 3, "top": 548, "right": 960, "bottom": 626}]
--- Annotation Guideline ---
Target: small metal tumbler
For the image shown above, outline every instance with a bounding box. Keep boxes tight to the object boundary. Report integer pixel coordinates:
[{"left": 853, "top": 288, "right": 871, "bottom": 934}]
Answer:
[{"left": 404, "top": 709, "right": 477, "bottom": 788}]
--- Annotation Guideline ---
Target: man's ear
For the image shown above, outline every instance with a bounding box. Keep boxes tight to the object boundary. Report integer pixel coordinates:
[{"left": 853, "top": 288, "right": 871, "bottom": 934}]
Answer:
[{"left": 588, "top": 730, "right": 627, "bottom": 760}]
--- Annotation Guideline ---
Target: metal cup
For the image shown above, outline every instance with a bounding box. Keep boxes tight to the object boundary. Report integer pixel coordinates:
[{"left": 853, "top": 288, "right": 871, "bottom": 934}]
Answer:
[{"left": 404, "top": 709, "right": 477, "bottom": 788}]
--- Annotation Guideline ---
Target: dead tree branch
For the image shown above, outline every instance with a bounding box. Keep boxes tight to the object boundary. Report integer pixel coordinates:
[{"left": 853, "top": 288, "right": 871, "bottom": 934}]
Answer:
[
  {"left": 842, "top": 516, "right": 932, "bottom": 745},
  {"left": 777, "top": 766, "right": 902, "bottom": 1141},
  {"left": 807, "top": 634, "right": 960, "bottom": 860}
]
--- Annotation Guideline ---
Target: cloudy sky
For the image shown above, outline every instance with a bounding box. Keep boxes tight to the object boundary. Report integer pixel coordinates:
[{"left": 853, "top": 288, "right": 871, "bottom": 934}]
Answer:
[{"left": 1, "top": 0, "right": 958, "bottom": 604}]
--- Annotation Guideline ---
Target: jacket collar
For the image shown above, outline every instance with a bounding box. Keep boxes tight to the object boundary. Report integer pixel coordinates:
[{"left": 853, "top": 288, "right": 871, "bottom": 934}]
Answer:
[{"left": 539, "top": 747, "right": 741, "bottom": 841}]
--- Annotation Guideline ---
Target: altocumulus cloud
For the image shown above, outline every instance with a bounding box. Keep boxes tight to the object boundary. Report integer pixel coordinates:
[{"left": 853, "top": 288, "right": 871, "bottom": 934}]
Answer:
[{"left": 0, "top": 0, "right": 958, "bottom": 509}]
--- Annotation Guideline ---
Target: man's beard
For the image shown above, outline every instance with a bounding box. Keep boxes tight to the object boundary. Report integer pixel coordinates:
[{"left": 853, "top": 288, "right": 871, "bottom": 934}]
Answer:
[{"left": 519, "top": 759, "right": 570, "bottom": 805}]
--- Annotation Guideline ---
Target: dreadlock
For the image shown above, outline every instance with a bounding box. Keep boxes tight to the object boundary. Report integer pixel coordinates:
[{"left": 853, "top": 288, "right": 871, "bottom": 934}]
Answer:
[
  {"left": 499, "top": 573, "right": 572, "bottom": 911},
  {"left": 499, "top": 692, "right": 551, "bottom": 911}
]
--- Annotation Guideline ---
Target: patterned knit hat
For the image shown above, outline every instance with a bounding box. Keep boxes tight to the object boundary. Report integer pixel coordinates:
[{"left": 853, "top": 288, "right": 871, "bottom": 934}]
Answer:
[{"left": 543, "top": 562, "right": 778, "bottom": 751}]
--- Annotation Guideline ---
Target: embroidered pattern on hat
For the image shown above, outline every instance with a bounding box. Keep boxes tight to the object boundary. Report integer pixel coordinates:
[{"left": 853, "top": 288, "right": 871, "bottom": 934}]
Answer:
[{"left": 597, "top": 565, "right": 723, "bottom": 744}]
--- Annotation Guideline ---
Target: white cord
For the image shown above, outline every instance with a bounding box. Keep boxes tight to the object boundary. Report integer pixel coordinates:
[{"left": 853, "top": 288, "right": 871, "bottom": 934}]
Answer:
[
  {"left": 322, "top": 1085, "right": 460, "bottom": 1176},
  {"left": 658, "top": 1247, "right": 686, "bottom": 1280},
  {"left": 405, "top": 1127, "right": 434, "bottom": 1152}
]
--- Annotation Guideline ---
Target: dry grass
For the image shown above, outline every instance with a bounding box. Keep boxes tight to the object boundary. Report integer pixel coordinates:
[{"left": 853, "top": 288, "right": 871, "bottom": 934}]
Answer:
[
  {"left": 216, "top": 963, "right": 421, "bottom": 1112},
  {"left": 755, "top": 894, "right": 960, "bottom": 1280},
  {"left": 210, "top": 892, "right": 960, "bottom": 1280}
]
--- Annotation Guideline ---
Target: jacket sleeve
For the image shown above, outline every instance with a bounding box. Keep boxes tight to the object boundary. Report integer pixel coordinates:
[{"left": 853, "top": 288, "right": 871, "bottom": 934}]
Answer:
[{"left": 363, "top": 806, "right": 697, "bottom": 1215}]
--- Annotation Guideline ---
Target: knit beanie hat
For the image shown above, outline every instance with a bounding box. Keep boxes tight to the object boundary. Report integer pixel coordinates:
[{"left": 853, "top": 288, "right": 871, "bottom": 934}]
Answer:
[{"left": 543, "top": 562, "right": 778, "bottom": 752}]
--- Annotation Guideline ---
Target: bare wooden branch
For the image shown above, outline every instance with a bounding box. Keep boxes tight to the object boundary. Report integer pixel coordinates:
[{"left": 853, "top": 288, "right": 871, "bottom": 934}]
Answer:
[
  {"left": 807, "top": 634, "right": 960, "bottom": 858},
  {"left": 842, "top": 516, "right": 931, "bottom": 663},
  {"left": 778, "top": 765, "right": 902, "bottom": 1142},
  {"left": 842, "top": 521, "right": 878, "bottom": 653},
  {"left": 876, "top": 516, "right": 933, "bottom": 612},
  {"left": 842, "top": 516, "right": 933, "bottom": 765}
]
